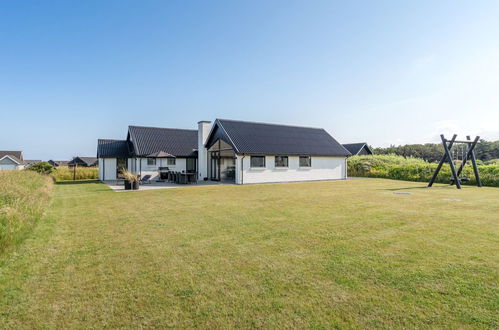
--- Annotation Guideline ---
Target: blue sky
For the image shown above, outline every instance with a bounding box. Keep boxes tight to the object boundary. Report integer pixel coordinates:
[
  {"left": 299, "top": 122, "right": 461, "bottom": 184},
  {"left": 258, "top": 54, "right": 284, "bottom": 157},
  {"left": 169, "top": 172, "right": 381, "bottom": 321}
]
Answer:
[{"left": 1, "top": 1, "right": 498, "bottom": 160}]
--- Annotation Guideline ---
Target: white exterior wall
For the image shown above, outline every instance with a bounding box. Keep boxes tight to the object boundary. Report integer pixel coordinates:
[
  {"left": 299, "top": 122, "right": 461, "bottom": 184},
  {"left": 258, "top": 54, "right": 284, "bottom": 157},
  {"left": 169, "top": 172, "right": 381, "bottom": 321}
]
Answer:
[
  {"left": 134, "top": 157, "right": 187, "bottom": 180},
  {"left": 235, "top": 155, "right": 346, "bottom": 184},
  {"left": 0, "top": 157, "right": 24, "bottom": 170},
  {"left": 0, "top": 164, "right": 23, "bottom": 170},
  {"left": 99, "top": 158, "right": 117, "bottom": 181},
  {"left": 197, "top": 121, "right": 211, "bottom": 181}
]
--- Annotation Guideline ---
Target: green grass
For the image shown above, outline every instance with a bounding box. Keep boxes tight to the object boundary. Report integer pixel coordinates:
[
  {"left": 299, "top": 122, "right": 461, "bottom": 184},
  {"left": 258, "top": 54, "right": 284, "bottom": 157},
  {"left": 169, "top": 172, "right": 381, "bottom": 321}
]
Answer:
[
  {"left": 0, "top": 171, "right": 53, "bottom": 260},
  {"left": 0, "top": 179, "right": 498, "bottom": 328}
]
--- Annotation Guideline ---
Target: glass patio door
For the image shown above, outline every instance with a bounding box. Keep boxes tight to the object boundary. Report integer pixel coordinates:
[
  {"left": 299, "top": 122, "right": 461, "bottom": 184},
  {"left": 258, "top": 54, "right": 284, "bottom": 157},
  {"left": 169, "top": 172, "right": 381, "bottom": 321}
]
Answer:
[
  {"left": 116, "top": 158, "right": 127, "bottom": 179},
  {"left": 210, "top": 153, "right": 220, "bottom": 181}
]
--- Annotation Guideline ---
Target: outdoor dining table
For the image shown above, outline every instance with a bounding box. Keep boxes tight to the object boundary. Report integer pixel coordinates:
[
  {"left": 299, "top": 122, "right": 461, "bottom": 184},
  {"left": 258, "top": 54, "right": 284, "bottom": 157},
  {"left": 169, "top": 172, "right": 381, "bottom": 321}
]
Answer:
[
  {"left": 168, "top": 172, "right": 196, "bottom": 184},
  {"left": 181, "top": 172, "right": 197, "bottom": 184}
]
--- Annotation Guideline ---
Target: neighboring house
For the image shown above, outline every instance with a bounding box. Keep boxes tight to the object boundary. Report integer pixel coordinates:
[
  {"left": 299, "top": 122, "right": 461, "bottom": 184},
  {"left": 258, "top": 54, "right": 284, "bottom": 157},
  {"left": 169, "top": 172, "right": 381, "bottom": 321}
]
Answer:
[
  {"left": 48, "top": 160, "right": 69, "bottom": 167},
  {"left": 24, "top": 159, "right": 42, "bottom": 167},
  {"left": 0, "top": 151, "right": 24, "bottom": 170},
  {"left": 342, "top": 143, "right": 373, "bottom": 156},
  {"left": 68, "top": 156, "right": 98, "bottom": 167},
  {"left": 97, "top": 119, "right": 351, "bottom": 184}
]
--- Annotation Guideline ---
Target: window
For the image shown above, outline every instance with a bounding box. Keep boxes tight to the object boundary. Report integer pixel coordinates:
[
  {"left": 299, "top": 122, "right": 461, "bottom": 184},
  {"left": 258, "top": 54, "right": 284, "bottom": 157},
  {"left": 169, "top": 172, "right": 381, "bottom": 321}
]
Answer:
[
  {"left": 299, "top": 156, "right": 311, "bottom": 167},
  {"left": 275, "top": 156, "right": 288, "bottom": 167},
  {"left": 167, "top": 157, "right": 176, "bottom": 165},
  {"left": 147, "top": 158, "right": 156, "bottom": 166},
  {"left": 250, "top": 156, "right": 265, "bottom": 168}
]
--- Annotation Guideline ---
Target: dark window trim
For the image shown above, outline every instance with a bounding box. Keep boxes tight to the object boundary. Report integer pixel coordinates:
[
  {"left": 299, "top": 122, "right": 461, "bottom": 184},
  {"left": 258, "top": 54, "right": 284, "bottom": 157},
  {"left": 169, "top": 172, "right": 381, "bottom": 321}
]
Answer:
[
  {"left": 250, "top": 156, "right": 266, "bottom": 168},
  {"left": 147, "top": 158, "right": 156, "bottom": 166},
  {"left": 299, "top": 155, "right": 312, "bottom": 167},
  {"left": 275, "top": 155, "right": 289, "bottom": 168}
]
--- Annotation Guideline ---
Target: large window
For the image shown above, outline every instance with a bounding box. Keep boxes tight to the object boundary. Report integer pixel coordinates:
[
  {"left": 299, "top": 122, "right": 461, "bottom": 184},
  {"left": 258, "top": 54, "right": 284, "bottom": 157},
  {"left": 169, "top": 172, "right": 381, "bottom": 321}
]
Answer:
[
  {"left": 299, "top": 156, "right": 311, "bottom": 167},
  {"left": 250, "top": 156, "right": 265, "bottom": 168},
  {"left": 167, "top": 157, "right": 176, "bottom": 165},
  {"left": 147, "top": 158, "right": 156, "bottom": 166},
  {"left": 275, "top": 156, "right": 288, "bottom": 167}
]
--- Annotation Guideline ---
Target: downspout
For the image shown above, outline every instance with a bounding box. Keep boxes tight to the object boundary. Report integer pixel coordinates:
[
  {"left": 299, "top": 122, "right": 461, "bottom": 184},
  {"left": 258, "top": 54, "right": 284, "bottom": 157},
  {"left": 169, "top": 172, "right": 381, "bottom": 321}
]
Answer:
[
  {"left": 139, "top": 157, "right": 142, "bottom": 178},
  {"left": 240, "top": 154, "right": 245, "bottom": 185},
  {"left": 347, "top": 157, "right": 349, "bottom": 179},
  {"left": 102, "top": 158, "right": 105, "bottom": 181}
]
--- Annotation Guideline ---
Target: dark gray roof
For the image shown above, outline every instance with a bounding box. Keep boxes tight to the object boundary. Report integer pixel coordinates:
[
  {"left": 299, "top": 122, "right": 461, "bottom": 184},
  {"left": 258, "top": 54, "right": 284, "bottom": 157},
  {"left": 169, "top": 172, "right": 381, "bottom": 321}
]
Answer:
[
  {"left": 0, "top": 151, "right": 23, "bottom": 163},
  {"left": 128, "top": 126, "right": 198, "bottom": 157},
  {"left": 69, "top": 157, "right": 98, "bottom": 166},
  {"left": 207, "top": 119, "right": 351, "bottom": 156},
  {"left": 97, "top": 139, "right": 130, "bottom": 158},
  {"left": 342, "top": 143, "right": 372, "bottom": 155},
  {"left": 48, "top": 160, "right": 69, "bottom": 166},
  {"left": 24, "top": 160, "right": 41, "bottom": 166}
]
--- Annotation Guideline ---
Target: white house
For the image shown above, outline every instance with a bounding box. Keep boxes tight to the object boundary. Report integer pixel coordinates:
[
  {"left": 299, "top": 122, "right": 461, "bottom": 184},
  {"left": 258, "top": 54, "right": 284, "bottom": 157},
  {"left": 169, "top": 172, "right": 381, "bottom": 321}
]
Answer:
[
  {"left": 0, "top": 151, "right": 25, "bottom": 171},
  {"left": 97, "top": 119, "right": 351, "bottom": 184}
]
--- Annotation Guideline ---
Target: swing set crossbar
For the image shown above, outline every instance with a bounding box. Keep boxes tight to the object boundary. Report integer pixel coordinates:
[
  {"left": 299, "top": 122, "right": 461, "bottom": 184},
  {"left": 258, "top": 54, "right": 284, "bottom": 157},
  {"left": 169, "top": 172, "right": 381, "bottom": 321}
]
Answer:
[{"left": 428, "top": 134, "right": 482, "bottom": 189}]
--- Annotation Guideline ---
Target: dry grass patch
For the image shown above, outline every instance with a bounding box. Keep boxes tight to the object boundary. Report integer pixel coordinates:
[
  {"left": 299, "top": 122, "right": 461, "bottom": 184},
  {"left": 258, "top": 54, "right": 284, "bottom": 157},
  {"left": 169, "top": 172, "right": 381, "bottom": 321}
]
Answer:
[{"left": 0, "top": 171, "right": 53, "bottom": 261}]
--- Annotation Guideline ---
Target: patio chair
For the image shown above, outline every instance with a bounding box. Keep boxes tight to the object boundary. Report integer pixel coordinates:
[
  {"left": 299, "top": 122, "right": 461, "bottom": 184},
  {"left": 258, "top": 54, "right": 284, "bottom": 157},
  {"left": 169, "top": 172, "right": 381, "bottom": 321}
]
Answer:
[{"left": 140, "top": 174, "right": 152, "bottom": 184}]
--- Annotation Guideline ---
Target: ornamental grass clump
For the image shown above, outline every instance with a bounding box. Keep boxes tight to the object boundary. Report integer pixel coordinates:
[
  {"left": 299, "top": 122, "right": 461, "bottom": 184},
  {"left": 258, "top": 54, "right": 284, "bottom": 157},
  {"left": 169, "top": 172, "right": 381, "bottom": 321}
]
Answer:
[{"left": 121, "top": 169, "right": 139, "bottom": 182}]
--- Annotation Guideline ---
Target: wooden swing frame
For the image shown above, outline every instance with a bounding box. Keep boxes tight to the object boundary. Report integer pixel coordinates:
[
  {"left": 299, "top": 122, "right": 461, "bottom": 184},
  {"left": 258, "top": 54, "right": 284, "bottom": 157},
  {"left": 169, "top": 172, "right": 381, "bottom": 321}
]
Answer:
[{"left": 428, "top": 134, "right": 482, "bottom": 189}]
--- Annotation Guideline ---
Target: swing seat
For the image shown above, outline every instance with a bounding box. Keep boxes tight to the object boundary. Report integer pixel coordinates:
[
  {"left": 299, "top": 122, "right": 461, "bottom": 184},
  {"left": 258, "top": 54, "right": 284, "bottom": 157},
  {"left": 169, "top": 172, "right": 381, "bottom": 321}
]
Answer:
[{"left": 449, "top": 177, "right": 470, "bottom": 183}]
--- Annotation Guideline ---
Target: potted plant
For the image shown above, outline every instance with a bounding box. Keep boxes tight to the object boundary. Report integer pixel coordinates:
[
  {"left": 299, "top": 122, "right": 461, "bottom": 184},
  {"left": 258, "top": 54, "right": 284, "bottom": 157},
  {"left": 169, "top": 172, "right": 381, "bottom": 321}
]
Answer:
[{"left": 121, "top": 169, "right": 140, "bottom": 190}]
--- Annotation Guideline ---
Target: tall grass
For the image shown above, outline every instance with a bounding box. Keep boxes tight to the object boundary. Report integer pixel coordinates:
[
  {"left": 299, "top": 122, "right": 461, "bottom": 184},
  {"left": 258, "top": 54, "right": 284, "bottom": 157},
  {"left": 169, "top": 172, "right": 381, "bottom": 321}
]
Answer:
[
  {"left": 348, "top": 154, "right": 499, "bottom": 187},
  {"left": 0, "top": 171, "right": 53, "bottom": 260},
  {"left": 52, "top": 166, "right": 98, "bottom": 181}
]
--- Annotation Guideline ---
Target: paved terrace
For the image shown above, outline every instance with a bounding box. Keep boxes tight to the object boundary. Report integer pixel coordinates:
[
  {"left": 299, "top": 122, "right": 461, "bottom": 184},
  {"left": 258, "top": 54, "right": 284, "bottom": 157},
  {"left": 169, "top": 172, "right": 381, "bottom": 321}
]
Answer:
[{"left": 104, "top": 180, "right": 232, "bottom": 192}]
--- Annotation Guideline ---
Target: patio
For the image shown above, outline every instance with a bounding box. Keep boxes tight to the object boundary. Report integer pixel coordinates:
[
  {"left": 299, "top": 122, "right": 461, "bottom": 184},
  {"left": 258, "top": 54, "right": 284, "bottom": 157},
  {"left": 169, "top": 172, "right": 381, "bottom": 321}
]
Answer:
[{"left": 104, "top": 180, "right": 232, "bottom": 192}]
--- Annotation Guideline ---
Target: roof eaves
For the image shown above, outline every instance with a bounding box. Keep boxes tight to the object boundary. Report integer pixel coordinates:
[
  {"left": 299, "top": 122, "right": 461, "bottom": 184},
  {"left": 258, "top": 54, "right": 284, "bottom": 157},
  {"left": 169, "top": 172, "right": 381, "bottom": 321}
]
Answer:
[
  {"left": 216, "top": 119, "right": 240, "bottom": 153},
  {"left": 0, "top": 155, "right": 22, "bottom": 164},
  {"left": 127, "top": 127, "right": 140, "bottom": 156}
]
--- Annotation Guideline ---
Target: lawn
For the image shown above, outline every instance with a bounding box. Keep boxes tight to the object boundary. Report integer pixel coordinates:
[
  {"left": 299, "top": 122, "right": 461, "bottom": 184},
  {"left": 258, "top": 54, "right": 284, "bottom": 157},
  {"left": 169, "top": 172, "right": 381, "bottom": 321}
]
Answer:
[{"left": 0, "top": 179, "right": 498, "bottom": 328}]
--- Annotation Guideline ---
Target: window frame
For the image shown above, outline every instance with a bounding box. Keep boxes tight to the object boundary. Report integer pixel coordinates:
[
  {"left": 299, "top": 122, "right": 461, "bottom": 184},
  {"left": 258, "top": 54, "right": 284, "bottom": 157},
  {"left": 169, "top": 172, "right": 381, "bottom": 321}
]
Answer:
[
  {"left": 274, "top": 156, "right": 289, "bottom": 168},
  {"left": 147, "top": 158, "right": 156, "bottom": 166},
  {"left": 250, "top": 156, "right": 266, "bottom": 168},
  {"left": 166, "top": 157, "right": 176, "bottom": 165},
  {"left": 299, "top": 156, "right": 312, "bottom": 167}
]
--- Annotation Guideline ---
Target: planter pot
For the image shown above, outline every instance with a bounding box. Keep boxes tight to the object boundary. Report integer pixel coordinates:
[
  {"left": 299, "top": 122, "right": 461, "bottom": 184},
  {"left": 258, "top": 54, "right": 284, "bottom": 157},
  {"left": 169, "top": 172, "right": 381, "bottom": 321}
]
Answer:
[
  {"left": 132, "top": 181, "right": 139, "bottom": 190},
  {"left": 124, "top": 180, "right": 132, "bottom": 190}
]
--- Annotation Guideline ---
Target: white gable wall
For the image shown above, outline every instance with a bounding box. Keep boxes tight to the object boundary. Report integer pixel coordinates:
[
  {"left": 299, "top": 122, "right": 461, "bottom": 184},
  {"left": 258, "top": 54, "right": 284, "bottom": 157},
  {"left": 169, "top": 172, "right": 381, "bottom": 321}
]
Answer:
[
  {"left": 0, "top": 156, "right": 23, "bottom": 170},
  {"left": 99, "top": 158, "right": 117, "bottom": 180},
  {"left": 235, "top": 155, "right": 346, "bottom": 184}
]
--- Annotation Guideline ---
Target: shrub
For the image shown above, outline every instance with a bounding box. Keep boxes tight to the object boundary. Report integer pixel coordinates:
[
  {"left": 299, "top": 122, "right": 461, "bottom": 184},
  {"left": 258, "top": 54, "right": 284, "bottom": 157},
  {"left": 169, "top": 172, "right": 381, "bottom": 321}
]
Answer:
[
  {"left": 348, "top": 154, "right": 499, "bottom": 187},
  {"left": 0, "top": 171, "right": 53, "bottom": 260},
  {"left": 51, "top": 166, "right": 98, "bottom": 181},
  {"left": 26, "top": 161, "right": 54, "bottom": 175}
]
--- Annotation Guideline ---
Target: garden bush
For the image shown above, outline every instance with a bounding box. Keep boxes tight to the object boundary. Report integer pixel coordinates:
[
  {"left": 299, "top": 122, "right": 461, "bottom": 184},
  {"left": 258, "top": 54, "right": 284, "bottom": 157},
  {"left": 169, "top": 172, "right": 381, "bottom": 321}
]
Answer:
[
  {"left": 25, "top": 161, "right": 54, "bottom": 175},
  {"left": 348, "top": 154, "right": 499, "bottom": 187}
]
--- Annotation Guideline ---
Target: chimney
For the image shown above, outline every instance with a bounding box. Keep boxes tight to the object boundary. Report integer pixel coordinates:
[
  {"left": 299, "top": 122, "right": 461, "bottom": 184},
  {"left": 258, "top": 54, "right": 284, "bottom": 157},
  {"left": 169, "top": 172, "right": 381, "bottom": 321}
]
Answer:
[{"left": 197, "top": 121, "right": 211, "bottom": 180}]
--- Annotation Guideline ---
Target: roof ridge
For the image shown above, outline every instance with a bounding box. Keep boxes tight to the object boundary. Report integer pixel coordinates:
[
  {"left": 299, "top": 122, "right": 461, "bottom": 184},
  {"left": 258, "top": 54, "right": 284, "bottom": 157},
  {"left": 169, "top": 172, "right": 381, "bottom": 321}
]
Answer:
[
  {"left": 128, "top": 125, "right": 197, "bottom": 132},
  {"left": 216, "top": 118, "right": 324, "bottom": 130}
]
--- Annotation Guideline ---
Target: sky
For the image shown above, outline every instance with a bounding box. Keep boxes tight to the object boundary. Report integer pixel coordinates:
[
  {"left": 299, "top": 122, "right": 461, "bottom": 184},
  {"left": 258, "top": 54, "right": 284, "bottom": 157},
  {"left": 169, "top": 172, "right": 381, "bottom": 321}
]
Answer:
[{"left": 1, "top": 0, "right": 499, "bottom": 160}]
